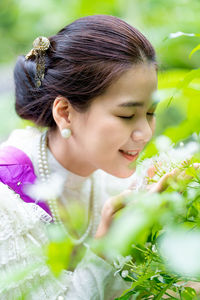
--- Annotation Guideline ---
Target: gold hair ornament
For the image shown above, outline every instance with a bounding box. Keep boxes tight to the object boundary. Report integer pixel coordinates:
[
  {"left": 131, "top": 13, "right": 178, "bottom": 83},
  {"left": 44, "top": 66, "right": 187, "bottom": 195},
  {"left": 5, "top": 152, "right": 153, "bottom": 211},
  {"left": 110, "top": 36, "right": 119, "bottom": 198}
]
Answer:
[{"left": 25, "top": 36, "right": 50, "bottom": 88}]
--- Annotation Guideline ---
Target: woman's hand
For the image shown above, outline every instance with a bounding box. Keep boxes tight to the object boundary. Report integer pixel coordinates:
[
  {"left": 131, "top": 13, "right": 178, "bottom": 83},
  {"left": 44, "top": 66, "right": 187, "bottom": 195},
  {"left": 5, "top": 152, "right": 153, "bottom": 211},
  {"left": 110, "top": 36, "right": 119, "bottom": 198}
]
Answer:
[
  {"left": 146, "top": 162, "right": 200, "bottom": 193},
  {"left": 95, "top": 189, "right": 132, "bottom": 239},
  {"left": 128, "top": 162, "right": 200, "bottom": 194},
  {"left": 95, "top": 167, "right": 180, "bottom": 238},
  {"left": 95, "top": 163, "right": 200, "bottom": 238},
  {"left": 147, "top": 167, "right": 181, "bottom": 193}
]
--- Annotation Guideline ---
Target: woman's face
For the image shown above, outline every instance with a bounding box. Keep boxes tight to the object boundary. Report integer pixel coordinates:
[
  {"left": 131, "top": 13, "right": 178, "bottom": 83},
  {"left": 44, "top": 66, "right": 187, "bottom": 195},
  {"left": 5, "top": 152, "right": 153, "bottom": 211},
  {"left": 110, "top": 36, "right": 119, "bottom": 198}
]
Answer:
[{"left": 70, "top": 63, "right": 157, "bottom": 178}]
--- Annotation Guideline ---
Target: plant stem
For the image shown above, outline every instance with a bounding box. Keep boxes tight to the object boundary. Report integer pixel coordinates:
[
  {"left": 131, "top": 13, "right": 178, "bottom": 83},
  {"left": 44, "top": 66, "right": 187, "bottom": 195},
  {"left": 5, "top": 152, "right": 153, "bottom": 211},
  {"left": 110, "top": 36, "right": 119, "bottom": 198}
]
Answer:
[{"left": 154, "top": 280, "right": 176, "bottom": 300}]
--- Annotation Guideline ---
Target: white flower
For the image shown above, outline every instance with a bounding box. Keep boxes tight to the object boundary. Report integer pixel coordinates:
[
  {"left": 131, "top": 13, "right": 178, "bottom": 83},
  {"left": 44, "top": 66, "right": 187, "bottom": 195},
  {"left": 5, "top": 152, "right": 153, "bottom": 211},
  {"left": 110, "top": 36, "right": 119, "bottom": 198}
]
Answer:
[
  {"left": 113, "top": 254, "right": 132, "bottom": 269},
  {"left": 169, "top": 32, "right": 195, "bottom": 39},
  {"left": 150, "top": 269, "right": 162, "bottom": 280},
  {"left": 134, "top": 138, "right": 199, "bottom": 191},
  {"left": 152, "top": 244, "right": 157, "bottom": 253},
  {"left": 155, "top": 135, "right": 172, "bottom": 152},
  {"left": 159, "top": 229, "right": 200, "bottom": 277},
  {"left": 157, "top": 275, "right": 165, "bottom": 283},
  {"left": 121, "top": 270, "right": 129, "bottom": 278},
  {"left": 113, "top": 254, "right": 132, "bottom": 276},
  {"left": 150, "top": 274, "right": 158, "bottom": 280}
]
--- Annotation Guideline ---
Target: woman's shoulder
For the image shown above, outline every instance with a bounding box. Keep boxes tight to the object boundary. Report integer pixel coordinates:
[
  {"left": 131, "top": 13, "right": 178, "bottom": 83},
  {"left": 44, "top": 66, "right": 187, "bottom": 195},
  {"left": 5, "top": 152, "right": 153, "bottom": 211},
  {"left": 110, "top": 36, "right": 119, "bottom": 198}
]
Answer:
[
  {"left": 1, "top": 126, "right": 41, "bottom": 145},
  {"left": 0, "top": 126, "right": 41, "bottom": 160}
]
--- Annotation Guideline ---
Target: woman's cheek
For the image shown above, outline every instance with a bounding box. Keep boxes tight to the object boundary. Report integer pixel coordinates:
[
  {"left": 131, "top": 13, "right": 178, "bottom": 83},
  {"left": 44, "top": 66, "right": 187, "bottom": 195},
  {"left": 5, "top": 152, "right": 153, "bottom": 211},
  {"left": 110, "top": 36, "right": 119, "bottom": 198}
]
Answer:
[{"left": 150, "top": 117, "right": 156, "bottom": 134}]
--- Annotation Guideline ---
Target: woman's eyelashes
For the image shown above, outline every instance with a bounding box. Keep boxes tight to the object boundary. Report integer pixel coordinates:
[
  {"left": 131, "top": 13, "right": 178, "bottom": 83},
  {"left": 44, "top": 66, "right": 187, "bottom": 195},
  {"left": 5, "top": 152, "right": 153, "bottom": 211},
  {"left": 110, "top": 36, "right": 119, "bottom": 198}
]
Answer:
[
  {"left": 118, "top": 111, "right": 155, "bottom": 120},
  {"left": 118, "top": 114, "right": 135, "bottom": 119},
  {"left": 147, "top": 112, "right": 156, "bottom": 116}
]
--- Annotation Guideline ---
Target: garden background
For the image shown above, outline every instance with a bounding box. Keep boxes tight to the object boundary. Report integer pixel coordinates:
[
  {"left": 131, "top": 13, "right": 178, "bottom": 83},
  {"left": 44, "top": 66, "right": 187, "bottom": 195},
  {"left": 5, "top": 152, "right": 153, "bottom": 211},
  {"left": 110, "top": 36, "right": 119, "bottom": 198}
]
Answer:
[{"left": 1, "top": 0, "right": 200, "bottom": 299}]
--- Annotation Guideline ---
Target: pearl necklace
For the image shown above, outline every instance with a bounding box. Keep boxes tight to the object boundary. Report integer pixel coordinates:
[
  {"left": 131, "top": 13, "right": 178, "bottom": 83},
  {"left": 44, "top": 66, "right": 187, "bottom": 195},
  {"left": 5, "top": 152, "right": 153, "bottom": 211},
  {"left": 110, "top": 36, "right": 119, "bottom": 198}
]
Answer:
[{"left": 37, "top": 131, "right": 96, "bottom": 245}]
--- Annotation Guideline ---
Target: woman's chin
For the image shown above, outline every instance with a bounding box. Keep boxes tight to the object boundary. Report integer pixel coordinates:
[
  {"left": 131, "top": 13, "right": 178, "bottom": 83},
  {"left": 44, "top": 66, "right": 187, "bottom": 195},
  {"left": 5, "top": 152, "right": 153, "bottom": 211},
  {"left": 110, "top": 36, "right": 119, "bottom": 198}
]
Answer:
[
  {"left": 106, "top": 167, "right": 136, "bottom": 178},
  {"left": 118, "top": 169, "right": 136, "bottom": 178}
]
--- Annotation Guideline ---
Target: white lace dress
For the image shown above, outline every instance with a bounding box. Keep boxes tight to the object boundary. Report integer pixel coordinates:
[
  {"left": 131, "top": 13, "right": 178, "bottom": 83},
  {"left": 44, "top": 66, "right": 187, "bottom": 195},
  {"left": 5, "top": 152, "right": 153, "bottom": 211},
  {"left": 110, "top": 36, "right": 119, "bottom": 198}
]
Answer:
[{"left": 0, "top": 127, "right": 133, "bottom": 300}]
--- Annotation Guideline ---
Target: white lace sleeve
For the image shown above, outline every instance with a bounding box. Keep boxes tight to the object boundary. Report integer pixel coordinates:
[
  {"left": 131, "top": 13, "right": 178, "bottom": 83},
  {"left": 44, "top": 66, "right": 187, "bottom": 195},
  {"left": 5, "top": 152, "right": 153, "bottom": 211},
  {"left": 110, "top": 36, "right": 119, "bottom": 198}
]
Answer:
[
  {"left": 0, "top": 183, "right": 129, "bottom": 300},
  {"left": 0, "top": 182, "right": 71, "bottom": 300}
]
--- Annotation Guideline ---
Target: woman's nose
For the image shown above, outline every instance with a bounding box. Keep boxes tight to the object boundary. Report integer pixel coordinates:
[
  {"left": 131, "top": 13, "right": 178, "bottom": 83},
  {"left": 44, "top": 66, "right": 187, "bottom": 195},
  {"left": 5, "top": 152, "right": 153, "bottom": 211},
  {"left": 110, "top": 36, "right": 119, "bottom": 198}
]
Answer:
[{"left": 131, "top": 123, "right": 153, "bottom": 143}]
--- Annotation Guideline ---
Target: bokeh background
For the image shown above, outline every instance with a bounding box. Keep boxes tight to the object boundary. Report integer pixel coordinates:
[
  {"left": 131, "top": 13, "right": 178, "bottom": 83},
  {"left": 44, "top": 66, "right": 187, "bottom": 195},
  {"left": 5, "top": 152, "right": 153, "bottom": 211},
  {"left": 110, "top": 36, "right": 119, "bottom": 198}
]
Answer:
[
  {"left": 1, "top": 0, "right": 200, "bottom": 144},
  {"left": 1, "top": 2, "right": 200, "bottom": 294}
]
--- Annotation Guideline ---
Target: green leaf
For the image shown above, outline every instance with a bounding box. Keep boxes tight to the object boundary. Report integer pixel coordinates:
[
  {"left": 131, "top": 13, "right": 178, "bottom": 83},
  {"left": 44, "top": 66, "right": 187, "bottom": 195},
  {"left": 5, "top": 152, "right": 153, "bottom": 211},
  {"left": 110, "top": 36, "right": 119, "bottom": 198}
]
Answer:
[
  {"left": 189, "top": 44, "right": 200, "bottom": 59},
  {"left": 115, "top": 290, "right": 136, "bottom": 300},
  {"left": 187, "top": 206, "right": 199, "bottom": 218},
  {"left": 45, "top": 225, "right": 73, "bottom": 276},
  {"left": 176, "top": 69, "right": 200, "bottom": 89},
  {"left": 45, "top": 238, "right": 73, "bottom": 276},
  {"left": 154, "top": 280, "right": 175, "bottom": 299},
  {"left": 181, "top": 287, "right": 197, "bottom": 300},
  {"left": 168, "top": 69, "right": 200, "bottom": 106}
]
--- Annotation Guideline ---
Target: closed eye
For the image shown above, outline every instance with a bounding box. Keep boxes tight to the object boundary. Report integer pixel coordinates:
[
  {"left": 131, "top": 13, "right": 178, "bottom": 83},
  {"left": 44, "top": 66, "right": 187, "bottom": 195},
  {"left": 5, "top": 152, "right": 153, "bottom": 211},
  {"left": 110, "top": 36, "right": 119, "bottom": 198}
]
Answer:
[
  {"left": 147, "top": 112, "right": 156, "bottom": 116},
  {"left": 118, "top": 115, "right": 135, "bottom": 119},
  {"left": 118, "top": 112, "right": 155, "bottom": 119}
]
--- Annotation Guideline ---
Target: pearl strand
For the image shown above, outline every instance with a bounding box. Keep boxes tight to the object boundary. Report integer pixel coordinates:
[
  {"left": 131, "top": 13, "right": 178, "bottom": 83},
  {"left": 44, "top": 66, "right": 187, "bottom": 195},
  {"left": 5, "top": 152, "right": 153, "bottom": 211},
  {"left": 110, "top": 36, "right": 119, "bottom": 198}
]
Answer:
[{"left": 38, "top": 131, "right": 95, "bottom": 245}]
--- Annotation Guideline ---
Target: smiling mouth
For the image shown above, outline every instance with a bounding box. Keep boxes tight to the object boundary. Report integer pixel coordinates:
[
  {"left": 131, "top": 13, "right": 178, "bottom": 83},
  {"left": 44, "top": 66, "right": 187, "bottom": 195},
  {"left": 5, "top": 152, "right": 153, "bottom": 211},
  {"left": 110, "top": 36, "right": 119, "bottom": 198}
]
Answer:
[{"left": 119, "top": 149, "right": 140, "bottom": 161}]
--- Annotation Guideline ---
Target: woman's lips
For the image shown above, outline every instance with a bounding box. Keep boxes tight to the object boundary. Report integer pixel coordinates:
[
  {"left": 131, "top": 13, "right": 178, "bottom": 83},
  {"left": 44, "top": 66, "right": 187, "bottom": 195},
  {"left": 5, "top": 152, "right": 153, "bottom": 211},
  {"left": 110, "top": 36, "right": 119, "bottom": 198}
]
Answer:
[{"left": 119, "top": 150, "right": 139, "bottom": 161}]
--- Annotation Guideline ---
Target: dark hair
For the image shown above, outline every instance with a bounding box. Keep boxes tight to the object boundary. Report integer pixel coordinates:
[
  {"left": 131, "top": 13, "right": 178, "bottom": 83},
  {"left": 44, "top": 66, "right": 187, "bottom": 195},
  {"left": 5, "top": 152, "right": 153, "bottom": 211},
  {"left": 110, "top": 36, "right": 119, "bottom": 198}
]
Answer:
[{"left": 14, "top": 15, "right": 157, "bottom": 128}]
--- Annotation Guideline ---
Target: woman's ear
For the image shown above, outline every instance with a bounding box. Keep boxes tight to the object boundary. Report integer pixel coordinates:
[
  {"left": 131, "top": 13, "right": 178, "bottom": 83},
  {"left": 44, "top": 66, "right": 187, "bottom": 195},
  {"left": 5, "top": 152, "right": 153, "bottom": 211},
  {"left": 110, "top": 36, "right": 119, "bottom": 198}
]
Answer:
[{"left": 52, "top": 96, "right": 72, "bottom": 130}]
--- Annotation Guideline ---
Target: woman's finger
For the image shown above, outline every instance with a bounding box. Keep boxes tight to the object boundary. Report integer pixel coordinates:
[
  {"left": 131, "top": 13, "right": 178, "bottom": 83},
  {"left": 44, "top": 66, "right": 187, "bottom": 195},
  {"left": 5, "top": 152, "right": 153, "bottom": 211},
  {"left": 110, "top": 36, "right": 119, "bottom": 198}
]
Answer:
[{"left": 110, "top": 189, "right": 133, "bottom": 213}]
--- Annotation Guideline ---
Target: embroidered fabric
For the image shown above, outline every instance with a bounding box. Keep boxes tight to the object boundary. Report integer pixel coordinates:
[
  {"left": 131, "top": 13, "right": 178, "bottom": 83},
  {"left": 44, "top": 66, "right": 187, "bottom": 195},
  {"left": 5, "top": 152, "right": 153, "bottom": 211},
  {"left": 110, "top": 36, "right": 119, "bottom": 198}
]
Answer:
[{"left": 0, "top": 183, "right": 72, "bottom": 299}]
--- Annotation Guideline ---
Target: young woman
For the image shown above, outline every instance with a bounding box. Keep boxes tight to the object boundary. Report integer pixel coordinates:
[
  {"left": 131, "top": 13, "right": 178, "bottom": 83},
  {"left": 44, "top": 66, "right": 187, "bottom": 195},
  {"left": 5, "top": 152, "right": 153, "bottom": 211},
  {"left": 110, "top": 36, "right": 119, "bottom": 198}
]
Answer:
[{"left": 0, "top": 15, "right": 159, "bottom": 299}]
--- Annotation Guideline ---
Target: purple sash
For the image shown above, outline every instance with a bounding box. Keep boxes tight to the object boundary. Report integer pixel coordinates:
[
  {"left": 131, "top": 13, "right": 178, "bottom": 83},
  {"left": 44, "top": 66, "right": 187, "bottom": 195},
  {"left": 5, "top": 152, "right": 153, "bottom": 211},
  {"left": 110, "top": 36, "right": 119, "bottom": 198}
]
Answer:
[{"left": 0, "top": 146, "right": 51, "bottom": 216}]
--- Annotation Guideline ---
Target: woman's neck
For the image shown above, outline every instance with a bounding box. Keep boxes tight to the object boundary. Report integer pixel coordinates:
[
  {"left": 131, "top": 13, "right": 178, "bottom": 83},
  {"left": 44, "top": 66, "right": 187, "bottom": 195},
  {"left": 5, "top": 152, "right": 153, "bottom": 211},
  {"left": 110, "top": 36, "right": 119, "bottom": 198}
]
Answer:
[{"left": 47, "top": 129, "right": 97, "bottom": 177}]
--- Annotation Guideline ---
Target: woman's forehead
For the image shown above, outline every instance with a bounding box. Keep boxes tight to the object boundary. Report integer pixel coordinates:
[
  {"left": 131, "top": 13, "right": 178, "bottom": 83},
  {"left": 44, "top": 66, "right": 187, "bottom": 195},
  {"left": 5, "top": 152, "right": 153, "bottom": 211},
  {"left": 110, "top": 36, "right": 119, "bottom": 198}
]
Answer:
[{"left": 103, "top": 64, "right": 157, "bottom": 97}]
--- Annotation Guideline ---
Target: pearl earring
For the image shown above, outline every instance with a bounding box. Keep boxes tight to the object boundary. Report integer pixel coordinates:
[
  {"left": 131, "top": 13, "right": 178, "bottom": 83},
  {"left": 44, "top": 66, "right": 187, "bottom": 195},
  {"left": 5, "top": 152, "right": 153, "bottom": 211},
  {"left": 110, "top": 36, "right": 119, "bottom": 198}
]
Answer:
[{"left": 61, "top": 128, "right": 71, "bottom": 139}]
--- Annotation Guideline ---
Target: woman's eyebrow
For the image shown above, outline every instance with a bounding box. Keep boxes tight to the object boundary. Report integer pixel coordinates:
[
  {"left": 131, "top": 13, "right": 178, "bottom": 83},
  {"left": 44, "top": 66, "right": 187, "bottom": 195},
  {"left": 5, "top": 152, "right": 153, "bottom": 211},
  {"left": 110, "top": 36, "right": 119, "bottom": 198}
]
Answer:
[{"left": 117, "top": 101, "right": 144, "bottom": 107}]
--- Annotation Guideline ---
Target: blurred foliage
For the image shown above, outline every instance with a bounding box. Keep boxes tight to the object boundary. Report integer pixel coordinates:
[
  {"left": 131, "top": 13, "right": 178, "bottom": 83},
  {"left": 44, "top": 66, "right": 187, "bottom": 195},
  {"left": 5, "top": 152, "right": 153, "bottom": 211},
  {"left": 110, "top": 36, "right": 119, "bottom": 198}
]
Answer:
[
  {"left": 0, "top": 92, "right": 21, "bottom": 141},
  {"left": 39, "top": 156, "right": 200, "bottom": 298},
  {"left": 45, "top": 225, "right": 73, "bottom": 276},
  {"left": 1, "top": 1, "right": 200, "bottom": 298},
  {"left": 122, "top": 0, "right": 200, "bottom": 69},
  {"left": 0, "top": 0, "right": 200, "bottom": 68},
  {"left": 141, "top": 66, "right": 200, "bottom": 159},
  {"left": 0, "top": 0, "right": 121, "bottom": 63},
  {"left": 92, "top": 161, "right": 200, "bottom": 299}
]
